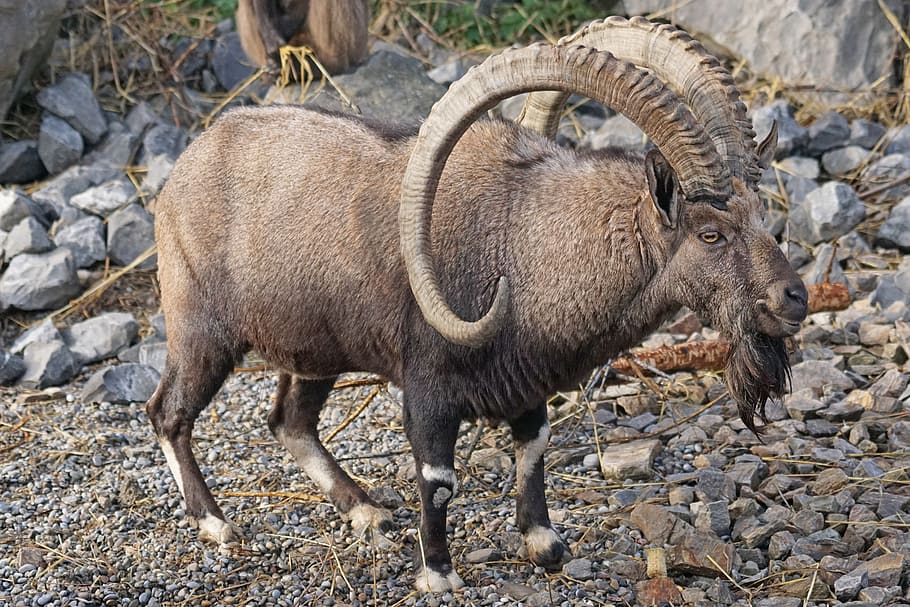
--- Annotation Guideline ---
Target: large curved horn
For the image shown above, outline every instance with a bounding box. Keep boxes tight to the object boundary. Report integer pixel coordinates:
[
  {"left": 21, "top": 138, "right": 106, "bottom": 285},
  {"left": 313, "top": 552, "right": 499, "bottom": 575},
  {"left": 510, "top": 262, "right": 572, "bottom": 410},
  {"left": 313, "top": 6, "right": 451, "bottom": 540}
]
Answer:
[
  {"left": 401, "top": 43, "right": 729, "bottom": 347},
  {"left": 518, "top": 16, "right": 761, "bottom": 189}
]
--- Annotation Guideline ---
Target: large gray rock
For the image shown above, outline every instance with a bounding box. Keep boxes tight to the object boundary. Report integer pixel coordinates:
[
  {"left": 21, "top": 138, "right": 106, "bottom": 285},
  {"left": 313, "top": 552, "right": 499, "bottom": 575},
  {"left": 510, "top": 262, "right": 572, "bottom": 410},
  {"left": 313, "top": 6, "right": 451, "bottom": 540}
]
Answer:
[
  {"left": 3, "top": 216, "right": 53, "bottom": 262},
  {"left": 750, "top": 101, "right": 808, "bottom": 158},
  {"left": 70, "top": 177, "right": 138, "bottom": 217},
  {"left": 0, "top": 350, "right": 26, "bottom": 385},
  {"left": 863, "top": 154, "right": 910, "bottom": 201},
  {"left": 0, "top": 189, "right": 40, "bottom": 231},
  {"left": 10, "top": 318, "right": 62, "bottom": 355},
  {"left": 82, "top": 363, "right": 161, "bottom": 404},
  {"left": 0, "top": 0, "right": 67, "bottom": 121},
  {"left": 876, "top": 197, "right": 910, "bottom": 252},
  {"left": 0, "top": 248, "right": 81, "bottom": 311},
  {"left": 789, "top": 182, "right": 865, "bottom": 245},
  {"left": 62, "top": 312, "right": 139, "bottom": 365},
  {"left": 623, "top": 0, "right": 903, "bottom": 101},
  {"left": 36, "top": 73, "right": 108, "bottom": 145},
  {"left": 212, "top": 32, "right": 257, "bottom": 91},
  {"left": 821, "top": 146, "right": 870, "bottom": 176},
  {"left": 30, "top": 164, "right": 121, "bottom": 218},
  {"left": 806, "top": 111, "right": 850, "bottom": 155},
  {"left": 0, "top": 140, "right": 46, "bottom": 184},
  {"left": 38, "top": 114, "right": 84, "bottom": 174},
  {"left": 107, "top": 203, "right": 156, "bottom": 268},
  {"left": 850, "top": 119, "right": 886, "bottom": 149},
  {"left": 583, "top": 114, "right": 648, "bottom": 152},
  {"left": 53, "top": 215, "right": 106, "bottom": 268},
  {"left": 300, "top": 51, "right": 447, "bottom": 125},
  {"left": 18, "top": 340, "right": 78, "bottom": 389},
  {"left": 137, "top": 123, "right": 187, "bottom": 195},
  {"left": 790, "top": 360, "right": 855, "bottom": 395},
  {"left": 871, "top": 262, "right": 910, "bottom": 309}
]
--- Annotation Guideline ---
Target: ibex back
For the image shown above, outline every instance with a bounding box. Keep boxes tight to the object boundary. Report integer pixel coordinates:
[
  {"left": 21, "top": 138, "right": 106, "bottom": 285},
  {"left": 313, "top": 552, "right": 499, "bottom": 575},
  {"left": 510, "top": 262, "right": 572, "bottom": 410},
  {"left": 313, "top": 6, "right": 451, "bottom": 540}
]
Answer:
[{"left": 149, "top": 18, "right": 807, "bottom": 593}]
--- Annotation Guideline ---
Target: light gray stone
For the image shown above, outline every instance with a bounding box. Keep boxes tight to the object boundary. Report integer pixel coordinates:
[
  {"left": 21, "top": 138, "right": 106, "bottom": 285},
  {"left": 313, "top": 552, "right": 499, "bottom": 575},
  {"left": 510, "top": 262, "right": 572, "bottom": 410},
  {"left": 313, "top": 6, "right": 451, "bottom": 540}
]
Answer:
[
  {"left": 0, "top": 140, "right": 46, "bottom": 184},
  {"left": 783, "top": 175, "right": 818, "bottom": 206},
  {"left": 107, "top": 203, "right": 156, "bottom": 268},
  {"left": 81, "top": 363, "right": 161, "bottom": 404},
  {"left": 598, "top": 439, "right": 660, "bottom": 480},
  {"left": 53, "top": 215, "right": 106, "bottom": 268},
  {"left": 38, "top": 114, "right": 83, "bottom": 174},
  {"left": 4, "top": 216, "right": 53, "bottom": 262},
  {"left": 885, "top": 124, "right": 910, "bottom": 155},
  {"left": 0, "top": 189, "right": 40, "bottom": 231},
  {"left": 751, "top": 101, "right": 808, "bottom": 158},
  {"left": 583, "top": 114, "right": 648, "bottom": 152},
  {"left": 427, "top": 58, "right": 469, "bottom": 85},
  {"left": 790, "top": 182, "right": 865, "bottom": 245},
  {"left": 821, "top": 146, "right": 870, "bottom": 176},
  {"left": 18, "top": 340, "right": 77, "bottom": 389},
  {"left": 0, "top": 248, "right": 81, "bottom": 311},
  {"left": 70, "top": 177, "right": 138, "bottom": 217},
  {"left": 800, "top": 243, "right": 847, "bottom": 286},
  {"left": 876, "top": 196, "right": 910, "bottom": 252},
  {"left": 86, "top": 121, "right": 141, "bottom": 168},
  {"left": 62, "top": 312, "right": 139, "bottom": 365},
  {"left": 0, "top": 0, "right": 66, "bottom": 120},
  {"left": 10, "top": 319, "right": 62, "bottom": 355},
  {"left": 777, "top": 156, "right": 819, "bottom": 180},
  {"left": 0, "top": 350, "right": 26, "bottom": 385},
  {"left": 623, "top": 0, "right": 904, "bottom": 102},
  {"left": 790, "top": 360, "right": 855, "bottom": 395},
  {"left": 36, "top": 73, "right": 107, "bottom": 144}
]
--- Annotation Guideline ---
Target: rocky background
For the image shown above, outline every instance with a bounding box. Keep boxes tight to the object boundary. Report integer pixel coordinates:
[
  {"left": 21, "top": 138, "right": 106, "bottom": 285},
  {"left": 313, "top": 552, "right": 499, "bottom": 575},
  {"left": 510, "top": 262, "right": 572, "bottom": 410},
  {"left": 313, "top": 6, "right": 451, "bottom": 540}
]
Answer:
[{"left": 2, "top": 0, "right": 910, "bottom": 605}]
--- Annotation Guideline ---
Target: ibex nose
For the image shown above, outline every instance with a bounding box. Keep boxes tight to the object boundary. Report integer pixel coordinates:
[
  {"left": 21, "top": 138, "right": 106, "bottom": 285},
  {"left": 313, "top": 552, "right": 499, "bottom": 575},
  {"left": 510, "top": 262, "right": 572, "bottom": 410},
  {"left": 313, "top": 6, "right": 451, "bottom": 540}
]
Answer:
[{"left": 780, "top": 279, "right": 808, "bottom": 320}]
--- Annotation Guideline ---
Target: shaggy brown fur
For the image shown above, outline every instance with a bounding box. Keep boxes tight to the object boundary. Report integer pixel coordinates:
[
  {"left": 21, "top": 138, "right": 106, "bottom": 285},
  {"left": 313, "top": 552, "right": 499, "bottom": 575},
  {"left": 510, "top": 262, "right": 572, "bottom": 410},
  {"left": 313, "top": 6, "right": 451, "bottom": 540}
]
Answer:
[{"left": 236, "top": 0, "right": 369, "bottom": 74}]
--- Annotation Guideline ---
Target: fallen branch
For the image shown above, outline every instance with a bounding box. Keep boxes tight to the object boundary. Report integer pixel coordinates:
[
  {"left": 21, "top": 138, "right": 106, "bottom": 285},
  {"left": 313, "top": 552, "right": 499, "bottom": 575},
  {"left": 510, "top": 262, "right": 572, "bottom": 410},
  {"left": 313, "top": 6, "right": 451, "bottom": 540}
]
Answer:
[{"left": 611, "top": 281, "right": 850, "bottom": 375}]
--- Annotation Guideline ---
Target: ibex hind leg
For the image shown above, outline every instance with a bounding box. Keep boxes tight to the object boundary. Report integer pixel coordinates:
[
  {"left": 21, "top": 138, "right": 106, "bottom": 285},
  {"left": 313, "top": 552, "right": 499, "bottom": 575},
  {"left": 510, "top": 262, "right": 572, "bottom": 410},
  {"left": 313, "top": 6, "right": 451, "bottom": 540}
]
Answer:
[
  {"left": 147, "top": 342, "right": 240, "bottom": 546},
  {"left": 268, "top": 374, "right": 393, "bottom": 533}
]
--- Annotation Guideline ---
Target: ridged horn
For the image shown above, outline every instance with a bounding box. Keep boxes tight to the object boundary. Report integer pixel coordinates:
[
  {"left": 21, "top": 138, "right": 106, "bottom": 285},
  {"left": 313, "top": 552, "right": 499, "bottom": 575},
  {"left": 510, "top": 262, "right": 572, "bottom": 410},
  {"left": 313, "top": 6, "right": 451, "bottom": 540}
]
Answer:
[
  {"left": 401, "top": 43, "right": 729, "bottom": 347},
  {"left": 518, "top": 16, "right": 762, "bottom": 189}
]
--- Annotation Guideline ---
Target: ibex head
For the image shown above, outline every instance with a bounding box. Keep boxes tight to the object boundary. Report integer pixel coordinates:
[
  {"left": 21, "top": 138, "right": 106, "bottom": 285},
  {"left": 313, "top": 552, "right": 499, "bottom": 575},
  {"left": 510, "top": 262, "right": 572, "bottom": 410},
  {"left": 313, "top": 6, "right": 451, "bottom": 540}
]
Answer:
[{"left": 399, "top": 17, "right": 808, "bottom": 432}]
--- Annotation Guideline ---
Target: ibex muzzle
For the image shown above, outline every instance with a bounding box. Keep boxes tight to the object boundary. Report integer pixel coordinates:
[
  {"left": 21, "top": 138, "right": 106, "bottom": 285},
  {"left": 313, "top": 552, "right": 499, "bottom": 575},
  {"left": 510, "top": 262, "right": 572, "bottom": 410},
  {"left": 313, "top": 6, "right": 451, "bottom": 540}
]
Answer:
[{"left": 149, "top": 17, "right": 805, "bottom": 592}]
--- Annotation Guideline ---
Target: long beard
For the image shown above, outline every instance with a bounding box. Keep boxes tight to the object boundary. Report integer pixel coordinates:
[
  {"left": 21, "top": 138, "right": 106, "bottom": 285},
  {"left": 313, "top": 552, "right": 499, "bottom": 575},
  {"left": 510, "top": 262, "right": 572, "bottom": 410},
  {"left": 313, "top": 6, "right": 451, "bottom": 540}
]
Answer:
[{"left": 724, "top": 332, "right": 791, "bottom": 435}]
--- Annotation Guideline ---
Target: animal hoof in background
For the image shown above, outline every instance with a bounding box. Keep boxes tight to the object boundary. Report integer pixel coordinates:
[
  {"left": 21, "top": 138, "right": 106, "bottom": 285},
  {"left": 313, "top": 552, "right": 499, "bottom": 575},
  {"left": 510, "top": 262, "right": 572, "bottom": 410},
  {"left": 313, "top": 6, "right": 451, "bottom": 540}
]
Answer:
[
  {"left": 413, "top": 566, "right": 465, "bottom": 593},
  {"left": 195, "top": 513, "right": 242, "bottom": 547},
  {"left": 345, "top": 503, "right": 394, "bottom": 534},
  {"left": 525, "top": 525, "right": 570, "bottom": 569}
]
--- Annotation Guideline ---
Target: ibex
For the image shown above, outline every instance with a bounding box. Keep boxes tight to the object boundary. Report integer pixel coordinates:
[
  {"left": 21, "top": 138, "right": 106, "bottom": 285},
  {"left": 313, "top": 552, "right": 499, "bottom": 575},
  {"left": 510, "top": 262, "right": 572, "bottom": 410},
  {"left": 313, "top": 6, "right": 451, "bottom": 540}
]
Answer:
[
  {"left": 236, "top": 0, "right": 369, "bottom": 74},
  {"left": 149, "top": 17, "right": 807, "bottom": 592}
]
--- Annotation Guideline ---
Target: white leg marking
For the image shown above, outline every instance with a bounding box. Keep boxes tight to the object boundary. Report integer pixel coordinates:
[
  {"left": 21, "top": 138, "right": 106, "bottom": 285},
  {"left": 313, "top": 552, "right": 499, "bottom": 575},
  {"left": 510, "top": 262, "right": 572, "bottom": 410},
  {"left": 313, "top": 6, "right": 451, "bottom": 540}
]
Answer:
[
  {"left": 432, "top": 486, "right": 452, "bottom": 509},
  {"left": 196, "top": 513, "right": 240, "bottom": 545},
  {"left": 421, "top": 464, "right": 457, "bottom": 494},
  {"left": 275, "top": 428, "right": 335, "bottom": 494},
  {"left": 515, "top": 421, "right": 550, "bottom": 494},
  {"left": 524, "top": 525, "right": 562, "bottom": 560},
  {"left": 160, "top": 438, "right": 185, "bottom": 498},
  {"left": 345, "top": 502, "right": 393, "bottom": 531},
  {"left": 414, "top": 567, "right": 465, "bottom": 593}
]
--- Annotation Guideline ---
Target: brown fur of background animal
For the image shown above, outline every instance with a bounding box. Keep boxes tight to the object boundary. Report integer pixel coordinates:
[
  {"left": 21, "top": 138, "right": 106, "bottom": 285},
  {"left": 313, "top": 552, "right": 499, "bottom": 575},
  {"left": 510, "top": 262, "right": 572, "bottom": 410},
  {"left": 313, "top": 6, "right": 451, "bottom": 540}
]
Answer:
[{"left": 236, "top": 0, "right": 370, "bottom": 74}]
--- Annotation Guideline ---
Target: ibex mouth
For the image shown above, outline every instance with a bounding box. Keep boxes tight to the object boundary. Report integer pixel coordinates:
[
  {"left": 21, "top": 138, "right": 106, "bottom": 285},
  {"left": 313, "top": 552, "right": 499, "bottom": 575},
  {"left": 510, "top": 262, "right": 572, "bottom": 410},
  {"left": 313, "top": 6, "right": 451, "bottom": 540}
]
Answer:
[{"left": 755, "top": 300, "right": 803, "bottom": 338}]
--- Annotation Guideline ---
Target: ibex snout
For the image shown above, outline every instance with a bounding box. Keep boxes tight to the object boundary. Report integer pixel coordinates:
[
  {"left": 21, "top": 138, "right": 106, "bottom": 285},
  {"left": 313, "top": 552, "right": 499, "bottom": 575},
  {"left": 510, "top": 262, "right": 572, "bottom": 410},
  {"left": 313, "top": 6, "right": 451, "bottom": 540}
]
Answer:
[{"left": 757, "top": 276, "right": 808, "bottom": 337}]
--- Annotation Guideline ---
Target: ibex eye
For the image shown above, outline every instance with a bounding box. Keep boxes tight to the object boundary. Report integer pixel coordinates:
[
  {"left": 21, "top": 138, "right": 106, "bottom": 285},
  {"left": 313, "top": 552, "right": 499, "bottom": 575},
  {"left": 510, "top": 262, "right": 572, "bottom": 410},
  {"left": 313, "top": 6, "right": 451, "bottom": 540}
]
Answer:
[{"left": 700, "top": 231, "right": 720, "bottom": 243}]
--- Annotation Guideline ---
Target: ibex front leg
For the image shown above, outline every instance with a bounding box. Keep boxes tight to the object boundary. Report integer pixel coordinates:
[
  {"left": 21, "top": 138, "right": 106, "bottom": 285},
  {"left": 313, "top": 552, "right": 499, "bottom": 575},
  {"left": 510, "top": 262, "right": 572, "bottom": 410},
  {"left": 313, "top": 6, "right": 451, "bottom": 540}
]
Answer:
[
  {"left": 510, "top": 404, "right": 569, "bottom": 567},
  {"left": 404, "top": 400, "right": 465, "bottom": 592}
]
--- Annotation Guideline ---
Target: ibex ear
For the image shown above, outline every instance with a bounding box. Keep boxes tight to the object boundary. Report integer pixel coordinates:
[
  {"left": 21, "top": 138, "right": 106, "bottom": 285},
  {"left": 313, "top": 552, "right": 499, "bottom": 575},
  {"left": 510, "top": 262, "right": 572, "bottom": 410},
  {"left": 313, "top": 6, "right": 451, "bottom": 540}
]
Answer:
[
  {"left": 756, "top": 120, "right": 778, "bottom": 169},
  {"left": 645, "top": 148, "right": 679, "bottom": 229}
]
